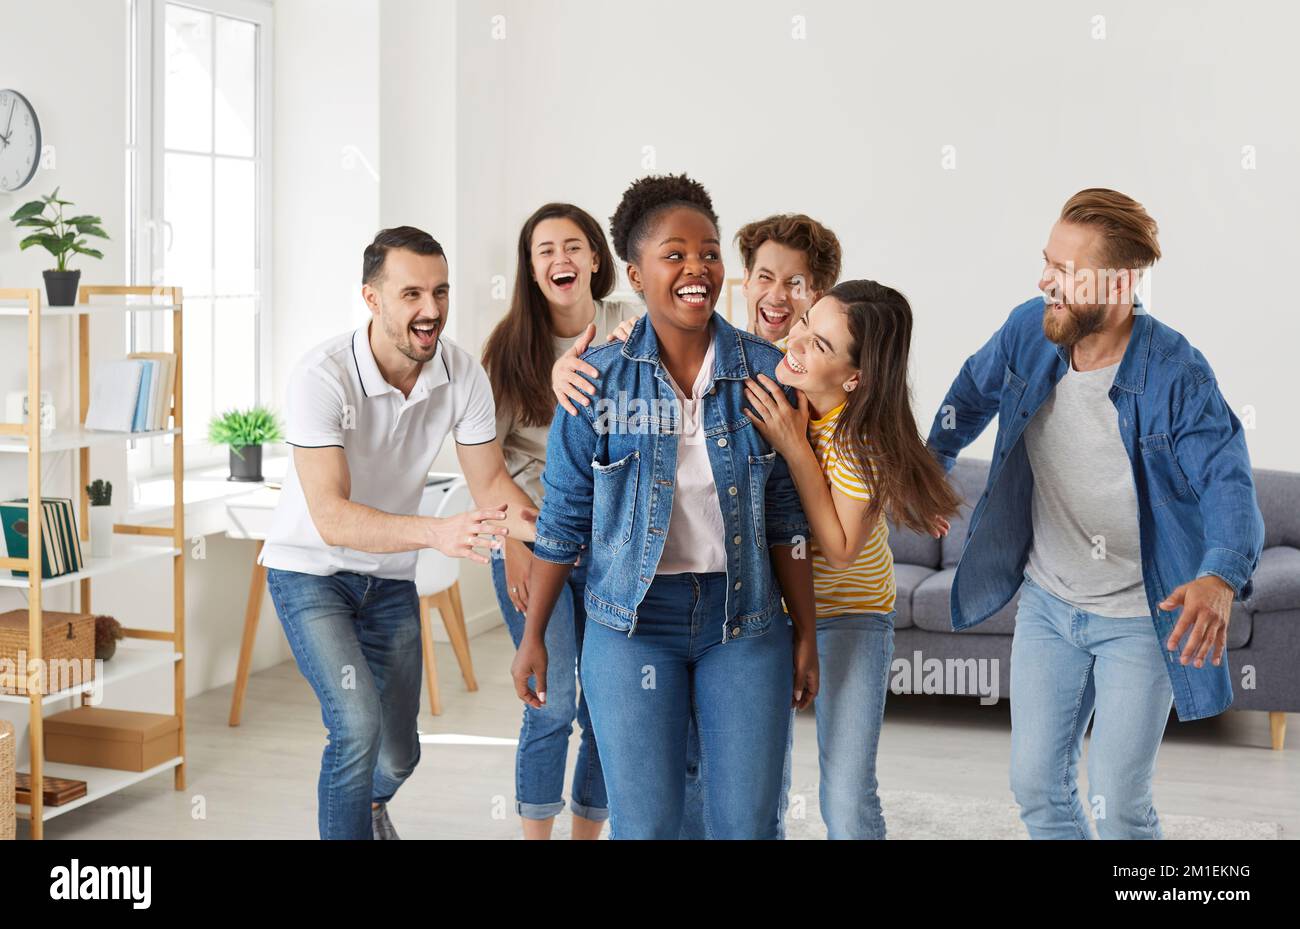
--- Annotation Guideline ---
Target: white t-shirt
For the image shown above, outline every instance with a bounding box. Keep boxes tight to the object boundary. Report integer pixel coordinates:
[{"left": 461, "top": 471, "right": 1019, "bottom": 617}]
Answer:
[{"left": 259, "top": 321, "right": 497, "bottom": 580}]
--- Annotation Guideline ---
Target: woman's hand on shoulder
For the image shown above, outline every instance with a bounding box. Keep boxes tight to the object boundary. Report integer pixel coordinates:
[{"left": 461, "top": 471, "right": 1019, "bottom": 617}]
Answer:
[{"left": 743, "top": 373, "right": 810, "bottom": 457}]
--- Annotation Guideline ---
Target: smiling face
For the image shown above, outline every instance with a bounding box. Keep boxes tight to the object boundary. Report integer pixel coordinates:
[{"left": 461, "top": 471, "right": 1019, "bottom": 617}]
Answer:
[
  {"left": 743, "top": 240, "right": 818, "bottom": 344},
  {"left": 1037, "top": 220, "right": 1131, "bottom": 347},
  {"left": 776, "top": 296, "right": 860, "bottom": 396},
  {"left": 363, "top": 247, "right": 450, "bottom": 363},
  {"left": 626, "top": 206, "right": 724, "bottom": 335},
  {"left": 530, "top": 216, "right": 599, "bottom": 310}
]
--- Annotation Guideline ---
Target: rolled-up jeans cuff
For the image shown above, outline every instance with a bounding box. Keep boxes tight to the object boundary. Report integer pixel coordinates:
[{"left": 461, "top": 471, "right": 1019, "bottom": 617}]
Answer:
[
  {"left": 517, "top": 799, "right": 566, "bottom": 821},
  {"left": 569, "top": 799, "right": 610, "bottom": 822}
]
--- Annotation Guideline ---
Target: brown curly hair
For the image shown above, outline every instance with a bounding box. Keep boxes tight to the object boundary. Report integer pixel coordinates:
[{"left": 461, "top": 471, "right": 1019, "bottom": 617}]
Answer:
[{"left": 735, "top": 214, "right": 842, "bottom": 293}]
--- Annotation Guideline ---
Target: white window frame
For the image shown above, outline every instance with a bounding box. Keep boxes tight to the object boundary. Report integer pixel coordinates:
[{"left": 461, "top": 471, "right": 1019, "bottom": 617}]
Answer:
[{"left": 127, "top": 0, "right": 273, "bottom": 475}]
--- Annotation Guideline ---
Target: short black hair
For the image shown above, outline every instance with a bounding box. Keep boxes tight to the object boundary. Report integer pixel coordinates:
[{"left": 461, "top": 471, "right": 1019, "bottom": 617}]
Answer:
[
  {"left": 609, "top": 173, "right": 719, "bottom": 264},
  {"left": 362, "top": 226, "right": 446, "bottom": 286}
]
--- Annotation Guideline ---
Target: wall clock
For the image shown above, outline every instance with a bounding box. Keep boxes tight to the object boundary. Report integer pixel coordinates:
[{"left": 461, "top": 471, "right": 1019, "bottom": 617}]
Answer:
[{"left": 0, "top": 89, "right": 41, "bottom": 192}]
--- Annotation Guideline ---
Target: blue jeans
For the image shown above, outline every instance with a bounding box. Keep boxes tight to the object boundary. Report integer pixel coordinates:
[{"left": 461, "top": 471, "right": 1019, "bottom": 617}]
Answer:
[
  {"left": 1010, "top": 573, "right": 1174, "bottom": 839},
  {"left": 266, "top": 568, "right": 423, "bottom": 840},
  {"left": 490, "top": 545, "right": 607, "bottom": 821},
  {"left": 692, "top": 612, "right": 895, "bottom": 839},
  {"left": 581, "top": 572, "right": 792, "bottom": 839}
]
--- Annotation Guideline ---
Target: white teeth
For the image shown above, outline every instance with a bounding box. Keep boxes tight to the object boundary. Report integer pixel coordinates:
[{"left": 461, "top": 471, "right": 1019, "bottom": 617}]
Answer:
[
  {"left": 676, "top": 285, "right": 708, "bottom": 296},
  {"left": 786, "top": 355, "right": 807, "bottom": 374},
  {"left": 552, "top": 273, "right": 576, "bottom": 284}
]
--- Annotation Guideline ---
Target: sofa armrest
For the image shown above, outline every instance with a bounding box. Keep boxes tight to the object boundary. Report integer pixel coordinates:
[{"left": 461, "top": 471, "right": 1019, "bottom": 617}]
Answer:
[{"left": 1243, "top": 546, "right": 1300, "bottom": 614}]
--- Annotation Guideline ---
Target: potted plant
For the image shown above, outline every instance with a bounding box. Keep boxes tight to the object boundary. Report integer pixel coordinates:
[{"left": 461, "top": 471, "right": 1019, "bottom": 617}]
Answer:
[
  {"left": 8, "top": 188, "right": 109, "bottom": 306},
  {"left": 85, "top": 478, "right": 114, "bottom": 559},
  {"left": 208, "top": 407, "right": 283, "bottom": 482},
  {"left": 94, "top": 615, "right": 125, "bottom": 661}
]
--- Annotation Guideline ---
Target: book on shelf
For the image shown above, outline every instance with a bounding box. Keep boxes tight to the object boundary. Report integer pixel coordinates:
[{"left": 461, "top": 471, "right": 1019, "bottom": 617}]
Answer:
[
  {"left": 84, "top": 353, "right": 176, "bottom": 433},
  {"left": 0, "top": 497, "right": 82, "bottom": 578}
]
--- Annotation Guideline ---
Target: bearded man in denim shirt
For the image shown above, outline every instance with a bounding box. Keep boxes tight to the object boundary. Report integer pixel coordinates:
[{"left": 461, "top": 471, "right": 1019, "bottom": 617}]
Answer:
[{"left": 927, "top": 188, "right": 1264, "bottom": 839}]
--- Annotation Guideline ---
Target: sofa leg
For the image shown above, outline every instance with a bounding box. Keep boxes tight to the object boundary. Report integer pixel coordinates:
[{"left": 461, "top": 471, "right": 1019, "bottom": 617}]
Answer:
[{"left": 1269, "top": 711, "right": 1287, "bottom": 751}]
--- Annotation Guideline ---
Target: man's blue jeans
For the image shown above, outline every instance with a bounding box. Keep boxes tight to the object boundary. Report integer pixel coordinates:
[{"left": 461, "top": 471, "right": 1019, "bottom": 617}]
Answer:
[
  {"left": 490, "top": 545, "right": 608, "bottom": 822},
  {"left": 267, "top": 568, "right": 423, "bottom": 840},
  {"left": 580, "top": 572, "right": 792, "bottom": 839},
  {"left": 1010, "top": 573, "right": 1174, "bottom": 839}
]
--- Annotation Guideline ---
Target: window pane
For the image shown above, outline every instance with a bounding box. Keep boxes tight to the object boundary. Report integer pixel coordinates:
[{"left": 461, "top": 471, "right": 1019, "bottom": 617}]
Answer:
[
  {"left": 212, "top": 298, "right": 256, "bottom": 411},
  {"left": 182, "top": 299, "right": 213, "bottom": 438},
  {"left": 214, "top": 157, "right": 255, "bottom": 296},
  {"left": 165, "top": 4, "right": 212, "bottom": 152},
  {"left": 164, "top": 152, "right": 213, "bottom": 297},
  {"left": 215, "top": 16, "right": 255, "bottom": 157}
]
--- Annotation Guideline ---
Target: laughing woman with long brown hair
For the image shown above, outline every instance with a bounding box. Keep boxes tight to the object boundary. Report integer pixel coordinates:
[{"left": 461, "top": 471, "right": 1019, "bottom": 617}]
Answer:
[
  {"left": 481, "top": 203, "right": 638, "bottom": 839},
  {"left": 744, "top": 279, "right": 961, "bottom": 839}
]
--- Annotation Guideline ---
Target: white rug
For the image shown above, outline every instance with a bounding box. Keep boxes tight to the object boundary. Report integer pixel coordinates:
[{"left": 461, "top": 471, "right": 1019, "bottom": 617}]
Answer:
[
  {"left": 781, "top": 786, "right": 1282, "bottom": 840},
  {"left": 544, "top": 787, "right": 1281, "bottom": 839}
]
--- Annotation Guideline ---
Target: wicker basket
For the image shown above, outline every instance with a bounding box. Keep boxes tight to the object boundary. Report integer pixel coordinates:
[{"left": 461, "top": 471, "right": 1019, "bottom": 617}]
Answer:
[
  {"left": 0, "top": 610, "right": 96, "bottom": 696},
  {"left": 0, "top": 719, "right": 14, "bottom": 840}
]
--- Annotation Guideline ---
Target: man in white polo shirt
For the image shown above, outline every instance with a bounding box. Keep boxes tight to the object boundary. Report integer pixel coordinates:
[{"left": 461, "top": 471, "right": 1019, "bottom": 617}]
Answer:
[{"left": 261, "top": 226, "right": 536, "bottom": 840}]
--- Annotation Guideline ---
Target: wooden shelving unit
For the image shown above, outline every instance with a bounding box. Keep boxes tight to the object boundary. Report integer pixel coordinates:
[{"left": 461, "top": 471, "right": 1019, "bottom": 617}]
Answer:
[{"left": 0, "top": 285, "right": 186, "bottom": 839}]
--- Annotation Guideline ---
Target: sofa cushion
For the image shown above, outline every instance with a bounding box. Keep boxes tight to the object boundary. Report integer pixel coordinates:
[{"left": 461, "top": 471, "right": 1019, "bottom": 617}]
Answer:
[
  {"left": 941, "top": 458, "right": 991, "bottom": 568},
  {"left": 1242, "top": 546, "right": 1300, "bottom": 615},
  {"left": 1254, "top": 469, "right": 1300, "bottom": 550},
  {"left": 888, "top": 519, "right": 941, "bottom": 569},
  {"left": 1226, "top": 601, "right": 1253, "bottom": 649},
  {"left": 912, "top": 568, "right": 1020, "bottom": 635},
  {"left": 890, "top": 563, "right": 936, "bottom": 629}
]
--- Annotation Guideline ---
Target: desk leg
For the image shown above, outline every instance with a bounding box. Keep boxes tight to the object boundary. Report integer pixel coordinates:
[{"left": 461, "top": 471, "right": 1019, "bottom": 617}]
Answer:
[{"left": 229, "top": 540, "right": 267, "bottom": 727}]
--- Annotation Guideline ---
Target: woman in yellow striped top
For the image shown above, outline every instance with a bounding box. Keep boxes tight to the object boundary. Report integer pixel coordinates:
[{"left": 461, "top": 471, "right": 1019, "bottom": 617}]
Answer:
[{"left": 745, "top": 279, "right": 961, "bottom": 839}]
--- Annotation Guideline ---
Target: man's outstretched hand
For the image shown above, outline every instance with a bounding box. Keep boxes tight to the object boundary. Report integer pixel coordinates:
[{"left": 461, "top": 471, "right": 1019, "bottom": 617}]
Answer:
[{"left": 1161, "top": 575, "right": 1235, "bottom": 668}]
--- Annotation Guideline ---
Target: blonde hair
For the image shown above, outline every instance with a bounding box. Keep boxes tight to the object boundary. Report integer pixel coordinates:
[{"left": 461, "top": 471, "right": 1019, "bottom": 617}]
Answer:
[{"left": 1060, "top": 188, "right": 1161, "bottom": 270}]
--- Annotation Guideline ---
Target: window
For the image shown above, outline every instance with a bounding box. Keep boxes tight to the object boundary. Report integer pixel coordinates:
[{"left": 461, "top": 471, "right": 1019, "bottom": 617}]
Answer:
[{"left": 127, "top": 0, "right": 272, "bottom": 473}]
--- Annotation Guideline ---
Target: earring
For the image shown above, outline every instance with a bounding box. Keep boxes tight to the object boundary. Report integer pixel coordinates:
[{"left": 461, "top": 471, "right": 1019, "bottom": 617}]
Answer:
[{"left": 844, "top": 382, "right": 857, "bottom": 392}]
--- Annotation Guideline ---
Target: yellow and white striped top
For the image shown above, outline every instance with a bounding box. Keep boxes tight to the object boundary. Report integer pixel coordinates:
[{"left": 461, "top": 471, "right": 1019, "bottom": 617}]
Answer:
[{"left": 808, "top": 402, "right": 896, "bottom": 618}]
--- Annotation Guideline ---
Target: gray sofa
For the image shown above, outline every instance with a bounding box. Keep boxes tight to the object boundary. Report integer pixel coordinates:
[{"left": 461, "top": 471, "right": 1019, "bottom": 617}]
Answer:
[{"left": 887, "top": 458, "right": 1300, "bottom": 749}]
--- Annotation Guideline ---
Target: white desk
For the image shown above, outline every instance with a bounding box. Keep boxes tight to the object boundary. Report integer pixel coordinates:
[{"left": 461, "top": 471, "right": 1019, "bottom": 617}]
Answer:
[{"left": 222, "top": 472, "right": 460, "bottom": 726}]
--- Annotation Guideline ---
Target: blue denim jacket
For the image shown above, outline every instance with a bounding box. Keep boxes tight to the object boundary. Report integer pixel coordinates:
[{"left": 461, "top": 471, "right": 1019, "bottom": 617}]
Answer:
[
  {"left": 533, "top": 312, "right": 809, "bottom": 643},
  {"left": 927, "top": 297, "right": 1265, "bottom": 721}
]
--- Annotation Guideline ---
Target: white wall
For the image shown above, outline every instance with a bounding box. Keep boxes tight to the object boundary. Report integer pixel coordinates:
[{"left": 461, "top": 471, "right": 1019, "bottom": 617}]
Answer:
[
  {"left": 443, "top": 0, "right": 1300, "bottom": 470},
  {"left": 271, "top": 0, "right": 381, "bottom": 408}
]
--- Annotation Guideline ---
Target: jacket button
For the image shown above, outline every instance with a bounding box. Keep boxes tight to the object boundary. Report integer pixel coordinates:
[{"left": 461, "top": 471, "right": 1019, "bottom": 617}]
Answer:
[
  {"left": 730, "top": 627, "right": 741, "bottom": 638},
  {"left": 718, "top": 437, "right": 728, "bottom": 447},
  {"left": 733, "top": 535, "right": 742, "bottom": 545},
  {"left": 734, "top": 580, "right": 742, "bottom": 590},
  {"left": 1021, "top": 411, "right": 1028, "bottom": 418},
  {"left": 728, "top": 486, "right": 737, "bottom": 496}
]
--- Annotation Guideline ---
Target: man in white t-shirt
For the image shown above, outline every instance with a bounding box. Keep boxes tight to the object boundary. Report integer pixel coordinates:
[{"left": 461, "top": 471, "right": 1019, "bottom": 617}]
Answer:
[{"left": 262, "top": 226, "right": 536, "bottom": 840}]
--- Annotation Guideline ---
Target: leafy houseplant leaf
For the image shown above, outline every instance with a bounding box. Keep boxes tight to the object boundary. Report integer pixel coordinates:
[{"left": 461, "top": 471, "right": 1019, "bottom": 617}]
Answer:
[{"left": 8, "top": 200, "right": 46, "bottom": 221}]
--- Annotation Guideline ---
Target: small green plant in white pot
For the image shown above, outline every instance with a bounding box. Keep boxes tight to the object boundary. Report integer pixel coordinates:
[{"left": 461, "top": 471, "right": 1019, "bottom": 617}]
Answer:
[
  {"left": 208, "top": 407, "right": 283, "bottom": 482},
  {"left": 86, "top": 478, "right": 114, "bottom": 559}
]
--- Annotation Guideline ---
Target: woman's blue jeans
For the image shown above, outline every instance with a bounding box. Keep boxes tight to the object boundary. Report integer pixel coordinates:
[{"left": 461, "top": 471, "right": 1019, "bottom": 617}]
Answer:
[
  {"left": 581, "top": 572, "right": 793, "bottom": 839},
  {"left": 266, "top": 567, "right": 423, "bottom": 840},
  {"left": 490, "top": 545, "right": 608, "bottom": 822}
]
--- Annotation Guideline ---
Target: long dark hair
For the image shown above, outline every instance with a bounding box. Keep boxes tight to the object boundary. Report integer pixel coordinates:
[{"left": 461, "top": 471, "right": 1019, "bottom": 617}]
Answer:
[
  {"left": 827, "top": 280, "right": 962, "bottom": 533},
  {"left": 482, "top": 203, "right": 616, "bottom": 428}
]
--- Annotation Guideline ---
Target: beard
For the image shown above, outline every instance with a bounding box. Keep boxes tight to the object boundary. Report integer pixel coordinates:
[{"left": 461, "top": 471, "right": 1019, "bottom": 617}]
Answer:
[
  {"left": 380, "top": 304, "right": 439, "bottom": 364},
  {"left": 1042, "top": 302, "right": 1106, "bottom": 347}
]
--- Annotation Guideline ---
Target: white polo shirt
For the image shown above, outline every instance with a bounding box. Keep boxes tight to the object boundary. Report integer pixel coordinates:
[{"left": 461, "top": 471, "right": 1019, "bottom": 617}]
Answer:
[{"left": 259, "top": 321, "right": 496, "bottom": 580}]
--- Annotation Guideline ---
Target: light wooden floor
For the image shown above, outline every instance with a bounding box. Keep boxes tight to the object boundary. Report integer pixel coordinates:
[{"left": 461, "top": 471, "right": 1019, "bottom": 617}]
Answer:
[{"left": 27, "top": 625, "right": 1298, "bottom": 839}]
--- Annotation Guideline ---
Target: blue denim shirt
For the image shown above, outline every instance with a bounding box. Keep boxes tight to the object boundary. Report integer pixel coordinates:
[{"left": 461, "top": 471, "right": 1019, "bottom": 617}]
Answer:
[
  {"left": 533, "top": 312, "right": 809, "bottom": 643},
  {"left": 927, "top": 297, "right": 1265, "bottom": 721}
]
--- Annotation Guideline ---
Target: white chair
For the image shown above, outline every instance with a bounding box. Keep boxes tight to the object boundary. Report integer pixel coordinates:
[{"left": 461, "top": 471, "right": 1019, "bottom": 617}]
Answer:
[{"left": 415, "top": 478, "right": 479, "bottom": 715}]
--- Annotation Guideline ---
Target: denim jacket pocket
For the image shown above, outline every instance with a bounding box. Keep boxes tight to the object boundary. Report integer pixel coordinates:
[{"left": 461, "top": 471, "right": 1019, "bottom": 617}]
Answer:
[
  {"left": 747, "top": 450, "right": 777, "bottom": 545},
  {"left": 592, "top": 449, "right": 639, "bottom": 553},
  {"left": 1138, "top": 433, "right": 1191, "bottom": 507},
  {"left": 726, "top": 611, "right": 774, "bottom": 641}
]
